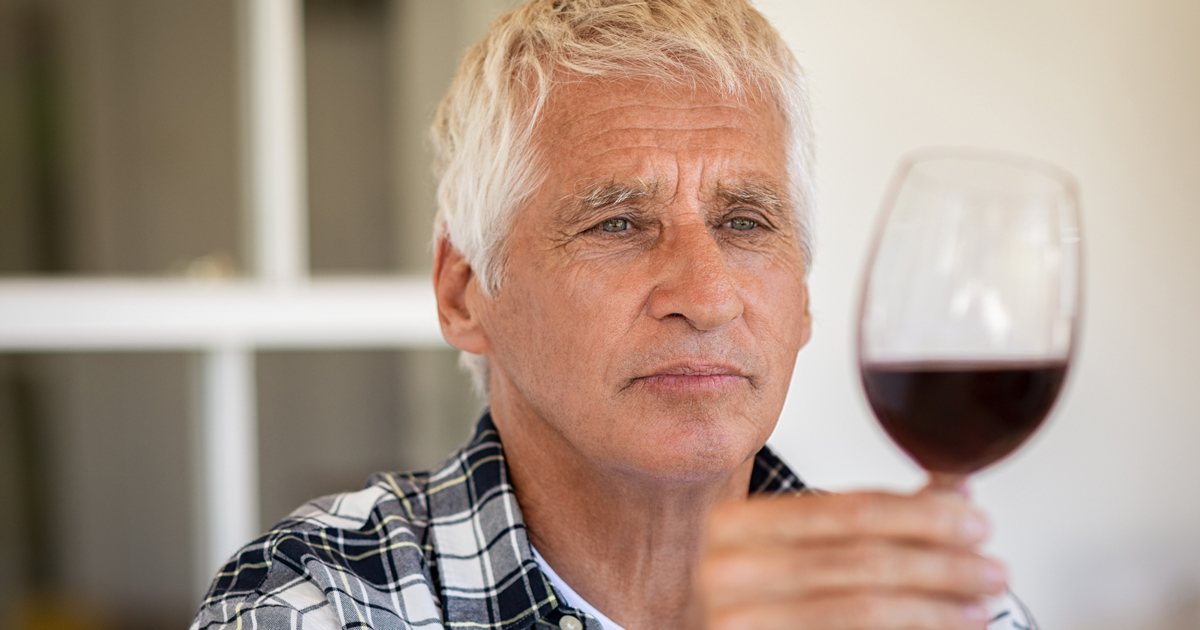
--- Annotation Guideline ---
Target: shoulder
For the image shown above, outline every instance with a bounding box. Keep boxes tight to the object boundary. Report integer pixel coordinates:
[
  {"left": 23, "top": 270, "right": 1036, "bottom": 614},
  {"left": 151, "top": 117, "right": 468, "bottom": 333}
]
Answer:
[{"left": 192, "top": 471, "right": 442, "bottom": 630}]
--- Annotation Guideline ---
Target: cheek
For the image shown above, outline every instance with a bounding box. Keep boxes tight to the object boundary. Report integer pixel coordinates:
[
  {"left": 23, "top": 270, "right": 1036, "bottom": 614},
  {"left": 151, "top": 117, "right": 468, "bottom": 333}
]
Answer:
[
  {"left": 492, "top": 256, "right": 648, "bottom": 387},
  {"left": 553, "top": 261, "right": 651, "bottom": 361},
  {"left": 742, "top": 262, "right": 809, "bottom": 361}
]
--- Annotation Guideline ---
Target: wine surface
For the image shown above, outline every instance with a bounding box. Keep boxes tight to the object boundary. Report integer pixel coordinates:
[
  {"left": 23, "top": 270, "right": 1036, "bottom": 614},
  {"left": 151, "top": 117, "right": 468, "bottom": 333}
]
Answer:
[{"left": 861, "top": 361, "right": 1067, "bottom": 474}]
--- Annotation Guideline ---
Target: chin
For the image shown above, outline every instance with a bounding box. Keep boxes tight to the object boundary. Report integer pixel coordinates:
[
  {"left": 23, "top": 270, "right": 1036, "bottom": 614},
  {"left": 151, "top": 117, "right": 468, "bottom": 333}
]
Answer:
[{"left": 612, "top": 414, "right": 765, "bottom": 484}]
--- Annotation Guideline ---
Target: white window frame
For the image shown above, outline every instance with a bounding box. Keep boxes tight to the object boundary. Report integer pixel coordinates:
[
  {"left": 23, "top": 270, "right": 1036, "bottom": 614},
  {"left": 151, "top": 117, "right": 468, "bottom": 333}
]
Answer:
[{"left": 0, "top": 0, "right": 445, "bottom": 590}]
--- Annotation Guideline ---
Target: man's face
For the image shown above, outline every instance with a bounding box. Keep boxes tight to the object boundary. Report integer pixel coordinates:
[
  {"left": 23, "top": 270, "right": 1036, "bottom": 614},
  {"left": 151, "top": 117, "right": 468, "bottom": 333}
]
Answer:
[{"left": 475, "top": 77, "right": 811, "bottom": 482}]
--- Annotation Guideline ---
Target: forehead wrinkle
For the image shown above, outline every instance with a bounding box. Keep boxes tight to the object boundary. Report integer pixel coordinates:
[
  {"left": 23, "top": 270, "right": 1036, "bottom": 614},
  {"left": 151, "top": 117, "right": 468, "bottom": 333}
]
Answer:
[
  {"left": 573, "top": 123, "right": 759, "bottom": 151},
  {"left": 570, "top": 137, "right": 776, "bottom": 174},
  {"left": 575, "top": 143, "right": 755, "bottom": 168},
  {"left": 550, "top": 101, "right": 763, "bottom": 150}
]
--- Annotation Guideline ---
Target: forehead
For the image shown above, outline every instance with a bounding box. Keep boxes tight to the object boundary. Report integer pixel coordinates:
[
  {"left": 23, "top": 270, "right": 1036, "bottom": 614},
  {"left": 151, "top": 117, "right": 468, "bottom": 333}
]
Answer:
[{"left": 534, "top": 77, "right": 789, "bottom": 192}]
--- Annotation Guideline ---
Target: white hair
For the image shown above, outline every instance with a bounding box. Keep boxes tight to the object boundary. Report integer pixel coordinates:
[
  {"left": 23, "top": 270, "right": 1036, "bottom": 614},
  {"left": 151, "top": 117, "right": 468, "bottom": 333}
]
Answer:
[{"left": 430, "top": 0, "right": 815, "bottom": 395}]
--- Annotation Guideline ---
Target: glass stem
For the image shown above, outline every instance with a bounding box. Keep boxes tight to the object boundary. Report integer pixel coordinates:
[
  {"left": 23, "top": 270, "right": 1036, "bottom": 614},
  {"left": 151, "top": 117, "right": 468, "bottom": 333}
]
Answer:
[{"left": 927, "top": 472, "right": 970, "bottom": 498}]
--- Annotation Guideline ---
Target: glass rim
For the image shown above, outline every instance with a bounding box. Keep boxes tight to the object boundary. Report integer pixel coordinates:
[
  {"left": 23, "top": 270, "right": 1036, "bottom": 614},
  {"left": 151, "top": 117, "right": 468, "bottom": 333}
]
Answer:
[{"left": 895, "top": 146, "right": 1080, "bottom": 198}]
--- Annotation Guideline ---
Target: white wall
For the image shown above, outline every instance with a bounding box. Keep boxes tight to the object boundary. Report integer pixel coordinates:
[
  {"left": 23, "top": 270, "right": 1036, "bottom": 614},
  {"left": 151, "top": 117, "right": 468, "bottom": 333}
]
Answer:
[{"left": 758, "top": 2, "right": 1200, "bottom": 629}]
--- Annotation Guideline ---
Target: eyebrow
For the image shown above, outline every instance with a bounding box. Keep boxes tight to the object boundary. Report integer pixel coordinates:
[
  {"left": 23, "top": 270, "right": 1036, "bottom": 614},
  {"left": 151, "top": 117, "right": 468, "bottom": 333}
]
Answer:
[
  {"left": 556, "top": 179, "right": 661, "bottom": 227},
  {"left": 713, "top": 180, "right": 792, "bottom": 225},
  {"left": 553, "top": 177, "right": 794, "bottom": 230}
]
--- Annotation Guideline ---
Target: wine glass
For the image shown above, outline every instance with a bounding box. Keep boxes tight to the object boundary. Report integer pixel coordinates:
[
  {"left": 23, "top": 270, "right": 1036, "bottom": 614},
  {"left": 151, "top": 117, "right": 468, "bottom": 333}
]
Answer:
[{"left": 857, "top": 149, "right": 1081, "bottom": 491}]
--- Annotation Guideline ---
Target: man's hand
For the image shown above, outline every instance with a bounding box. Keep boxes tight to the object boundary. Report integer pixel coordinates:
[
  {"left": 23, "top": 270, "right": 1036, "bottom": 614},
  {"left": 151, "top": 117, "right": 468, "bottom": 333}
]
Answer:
[{"left": 693, "top": 491, "right": 1007, "bottom": 630}]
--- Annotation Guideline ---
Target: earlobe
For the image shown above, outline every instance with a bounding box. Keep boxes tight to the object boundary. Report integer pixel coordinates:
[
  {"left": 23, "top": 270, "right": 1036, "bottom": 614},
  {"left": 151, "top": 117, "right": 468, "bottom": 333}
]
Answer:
[{"left": 433, "top": 238, "right": 491, "bottom": 355}]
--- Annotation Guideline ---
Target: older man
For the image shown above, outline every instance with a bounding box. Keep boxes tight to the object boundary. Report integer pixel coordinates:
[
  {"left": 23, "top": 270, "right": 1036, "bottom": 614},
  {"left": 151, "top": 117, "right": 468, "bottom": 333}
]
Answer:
[{"left": 193, "top": 1, "right": 1033, "bottom": 629}]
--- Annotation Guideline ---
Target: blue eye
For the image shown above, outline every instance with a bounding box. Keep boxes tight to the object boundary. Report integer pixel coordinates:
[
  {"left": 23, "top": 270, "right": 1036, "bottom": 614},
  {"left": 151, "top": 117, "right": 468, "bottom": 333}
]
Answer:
[
  {"left": 728, "top": 217, "right": 758, "bottom": 231},
  {"left": 600, "top": 218, "right": 630, "bottom": 233}
]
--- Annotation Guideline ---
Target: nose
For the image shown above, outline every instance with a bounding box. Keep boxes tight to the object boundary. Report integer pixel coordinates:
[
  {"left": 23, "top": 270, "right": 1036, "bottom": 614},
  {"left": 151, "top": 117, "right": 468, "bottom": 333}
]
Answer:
[{"left": 647, "top": 221, "right": 744, "bottom": 331}]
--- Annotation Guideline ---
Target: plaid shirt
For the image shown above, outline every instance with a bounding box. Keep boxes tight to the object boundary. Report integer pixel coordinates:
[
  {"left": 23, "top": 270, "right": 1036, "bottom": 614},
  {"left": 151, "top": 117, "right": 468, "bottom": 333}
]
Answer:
[{"left": 192, "top": 412, "right": 1036, "bottom": 630}]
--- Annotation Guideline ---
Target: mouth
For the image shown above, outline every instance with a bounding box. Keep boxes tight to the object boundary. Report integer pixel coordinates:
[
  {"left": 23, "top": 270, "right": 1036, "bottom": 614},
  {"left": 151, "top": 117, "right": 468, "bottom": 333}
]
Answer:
[{"left": 628, "top": 362, "right": 751, "bottom": 394}]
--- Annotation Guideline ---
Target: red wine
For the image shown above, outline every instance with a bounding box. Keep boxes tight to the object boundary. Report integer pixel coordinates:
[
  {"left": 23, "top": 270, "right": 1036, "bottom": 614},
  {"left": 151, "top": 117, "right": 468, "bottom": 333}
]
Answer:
[{"left": 861, "top": 361, "right": 1067, "bottom": 474}]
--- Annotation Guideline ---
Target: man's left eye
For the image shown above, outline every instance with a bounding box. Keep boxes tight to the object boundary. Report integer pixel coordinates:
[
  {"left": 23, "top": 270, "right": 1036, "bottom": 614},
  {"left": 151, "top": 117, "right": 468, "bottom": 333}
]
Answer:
[{"left": 727, "top": 217, "right": 758, "bottom": 231}]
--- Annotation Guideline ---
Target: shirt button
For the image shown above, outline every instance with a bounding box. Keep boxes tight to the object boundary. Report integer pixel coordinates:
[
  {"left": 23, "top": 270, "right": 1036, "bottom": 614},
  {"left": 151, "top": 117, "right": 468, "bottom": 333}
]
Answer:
[{"left": 559, "top": 615, "right": 583, "bottom": 630}]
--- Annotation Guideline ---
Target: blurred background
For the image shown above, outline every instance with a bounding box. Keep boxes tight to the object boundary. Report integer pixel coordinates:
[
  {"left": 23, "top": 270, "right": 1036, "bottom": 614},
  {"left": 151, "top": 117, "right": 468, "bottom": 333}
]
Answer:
[{"left": 0, "top": 1, "right": 1195, "bottom": 629}]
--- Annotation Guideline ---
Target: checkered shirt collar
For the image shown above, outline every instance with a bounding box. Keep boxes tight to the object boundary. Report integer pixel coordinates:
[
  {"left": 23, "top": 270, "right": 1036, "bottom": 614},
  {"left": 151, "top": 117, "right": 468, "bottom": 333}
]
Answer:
[{"left": 424, "top": 411, "right": 808, "bottom": 629}]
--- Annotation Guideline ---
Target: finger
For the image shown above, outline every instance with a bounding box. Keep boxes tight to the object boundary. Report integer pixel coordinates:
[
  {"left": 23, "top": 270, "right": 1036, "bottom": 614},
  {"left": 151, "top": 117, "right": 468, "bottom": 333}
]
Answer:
[
  {"left": 708, "top": 593, "right": 991, "bottom": 630},
  {"left": 700, "top": 541, "right": 1008, "bottom": 609},
  {"left": 707, "top": 492, "right": 990, "bottom": 549}
]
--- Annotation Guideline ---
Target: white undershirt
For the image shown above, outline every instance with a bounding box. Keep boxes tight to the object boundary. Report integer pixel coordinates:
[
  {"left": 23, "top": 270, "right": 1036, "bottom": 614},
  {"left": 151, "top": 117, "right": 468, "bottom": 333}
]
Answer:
[{"left": 531, "top": 546, "right": 629, "bottom": 630}]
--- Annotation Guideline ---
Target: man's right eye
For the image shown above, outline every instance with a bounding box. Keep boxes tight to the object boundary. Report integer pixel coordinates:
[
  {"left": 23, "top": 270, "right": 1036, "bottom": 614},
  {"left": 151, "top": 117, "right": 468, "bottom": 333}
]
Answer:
[{"left": 599, "top": 218, "right": 630, "bottom": 233}]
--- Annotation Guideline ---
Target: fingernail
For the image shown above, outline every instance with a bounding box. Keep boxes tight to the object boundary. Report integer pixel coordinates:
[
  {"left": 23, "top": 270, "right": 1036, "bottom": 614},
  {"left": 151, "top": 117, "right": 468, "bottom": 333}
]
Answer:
[
  {"left": 983, "top": 561, "right": 1008, "bottom": 590},
  {"left": 963, "top": 603, "right": 989, "bottom": 623},
  {"left": 959, "top": 513, "right": 989, "bottom": 541}
]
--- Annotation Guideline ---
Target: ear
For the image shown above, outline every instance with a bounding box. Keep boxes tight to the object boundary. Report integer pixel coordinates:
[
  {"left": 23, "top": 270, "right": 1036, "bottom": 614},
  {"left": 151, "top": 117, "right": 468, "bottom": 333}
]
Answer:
[
  {"left": 797, "top": 280, "right": 813, "bottom": 350},
  {"left": 432, "top": 237, "right": 491, "bottom": 355}
]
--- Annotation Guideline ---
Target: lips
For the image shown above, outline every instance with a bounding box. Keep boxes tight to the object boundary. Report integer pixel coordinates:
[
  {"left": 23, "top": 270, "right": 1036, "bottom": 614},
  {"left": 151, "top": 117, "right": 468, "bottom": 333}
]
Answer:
[
  {"left": 645, "top": 363, "right": 746, "bottom": 377},
  {"left": 629, "top": 361, "right": 751, "bottom": 393}
]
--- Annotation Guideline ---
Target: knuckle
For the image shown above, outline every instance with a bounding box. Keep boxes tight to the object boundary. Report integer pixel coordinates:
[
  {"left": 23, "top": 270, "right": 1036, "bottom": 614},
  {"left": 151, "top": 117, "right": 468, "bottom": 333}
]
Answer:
[
  {"left": 849, "top": 541, "right": 897, "bottom": 583},
  {"left": 923, "top": 550, "right": 978, "bottom": 593},
  {"left": 947, "top": 554, "right": 979, "bottom": 586},
  {"left": 953, "top": 554, "right": 996, "bottom": 594},
  {"left": 841, "top": 494, "right": 882, "bottom": 532},
  {"left": 928, "top": 502, "right": 962, "bottom": 540}
]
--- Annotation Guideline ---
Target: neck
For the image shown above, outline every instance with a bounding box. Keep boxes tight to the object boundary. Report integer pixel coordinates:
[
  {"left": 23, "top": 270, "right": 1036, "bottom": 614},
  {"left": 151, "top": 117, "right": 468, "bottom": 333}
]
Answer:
[{"left": 489, "top": 393, "right": 754, "bottom": 630}]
